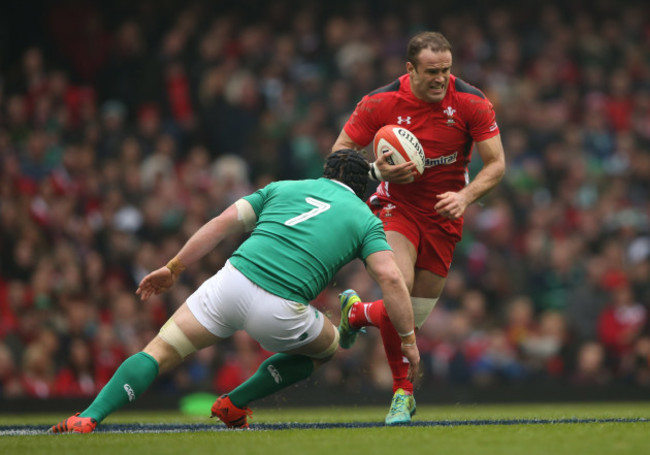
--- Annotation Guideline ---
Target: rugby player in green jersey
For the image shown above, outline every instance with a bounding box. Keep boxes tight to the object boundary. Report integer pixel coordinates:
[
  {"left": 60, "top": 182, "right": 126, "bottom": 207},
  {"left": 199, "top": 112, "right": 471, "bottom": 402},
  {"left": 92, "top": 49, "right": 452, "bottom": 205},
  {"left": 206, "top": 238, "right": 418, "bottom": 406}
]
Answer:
[{"left": 49, "top": 149, "right": 419, "bottom": 433}]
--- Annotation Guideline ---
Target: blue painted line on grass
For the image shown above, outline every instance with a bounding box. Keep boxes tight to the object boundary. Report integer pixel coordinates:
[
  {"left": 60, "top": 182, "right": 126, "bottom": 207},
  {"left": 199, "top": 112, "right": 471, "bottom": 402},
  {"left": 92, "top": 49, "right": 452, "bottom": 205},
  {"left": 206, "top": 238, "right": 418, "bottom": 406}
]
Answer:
[{"left": 2, "top": 418, "right": 649, "bottom": 435}]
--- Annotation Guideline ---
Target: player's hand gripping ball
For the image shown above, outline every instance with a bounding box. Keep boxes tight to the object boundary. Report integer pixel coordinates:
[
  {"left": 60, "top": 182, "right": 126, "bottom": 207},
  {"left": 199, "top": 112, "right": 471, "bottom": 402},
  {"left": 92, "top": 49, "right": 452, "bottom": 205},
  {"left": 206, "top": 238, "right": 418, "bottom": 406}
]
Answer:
[{"left": 373, "top": 125, "right": 425, "bottom": 175}]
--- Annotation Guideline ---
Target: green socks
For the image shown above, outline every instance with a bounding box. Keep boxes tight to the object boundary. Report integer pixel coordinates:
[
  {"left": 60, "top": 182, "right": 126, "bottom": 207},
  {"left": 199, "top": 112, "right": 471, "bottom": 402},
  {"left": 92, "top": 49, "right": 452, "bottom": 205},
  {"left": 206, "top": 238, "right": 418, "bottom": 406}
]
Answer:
[
  {"left": 80, "top": 352, "right": 159, "bottom": 423},
  {"left": 228, "top": 354, "right": 314, "bottom": 408},
  {"left": 78, "top": 351, "right": 314, "bottom": 421}
]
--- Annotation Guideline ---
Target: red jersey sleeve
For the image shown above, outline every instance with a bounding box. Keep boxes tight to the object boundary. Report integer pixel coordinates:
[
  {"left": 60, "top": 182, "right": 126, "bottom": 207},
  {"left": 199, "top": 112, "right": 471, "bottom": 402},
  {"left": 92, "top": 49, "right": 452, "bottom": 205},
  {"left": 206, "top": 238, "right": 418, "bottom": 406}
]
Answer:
[
  {"left": 343, "top": 95, "right": 386, "bottom": 147},
  {"left": 463, "top": 94, "right": 500, "bottom": 143}
]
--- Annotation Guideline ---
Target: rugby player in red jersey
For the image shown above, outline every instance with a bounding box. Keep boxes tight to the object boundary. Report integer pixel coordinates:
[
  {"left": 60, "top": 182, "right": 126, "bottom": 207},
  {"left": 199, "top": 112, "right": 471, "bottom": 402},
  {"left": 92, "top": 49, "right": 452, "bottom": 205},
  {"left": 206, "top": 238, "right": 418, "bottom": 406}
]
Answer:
[{"left": 332, "top": 31, "right": 505, "bottom": 425}]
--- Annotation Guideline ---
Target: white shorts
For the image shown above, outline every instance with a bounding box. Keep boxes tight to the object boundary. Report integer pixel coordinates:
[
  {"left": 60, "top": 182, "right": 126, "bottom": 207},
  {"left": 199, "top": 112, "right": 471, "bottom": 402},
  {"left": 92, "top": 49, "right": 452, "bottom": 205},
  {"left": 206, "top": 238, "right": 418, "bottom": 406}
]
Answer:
[{"left": 186, "top": 260, "right": 325, "bottom": 353}]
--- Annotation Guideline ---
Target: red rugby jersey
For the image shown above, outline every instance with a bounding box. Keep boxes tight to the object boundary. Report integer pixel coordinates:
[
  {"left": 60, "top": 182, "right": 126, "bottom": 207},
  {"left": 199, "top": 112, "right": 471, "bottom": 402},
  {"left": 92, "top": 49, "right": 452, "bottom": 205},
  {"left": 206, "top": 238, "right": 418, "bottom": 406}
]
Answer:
[{"left": 344, "top": 73, "right": 499, "bottom": 218}]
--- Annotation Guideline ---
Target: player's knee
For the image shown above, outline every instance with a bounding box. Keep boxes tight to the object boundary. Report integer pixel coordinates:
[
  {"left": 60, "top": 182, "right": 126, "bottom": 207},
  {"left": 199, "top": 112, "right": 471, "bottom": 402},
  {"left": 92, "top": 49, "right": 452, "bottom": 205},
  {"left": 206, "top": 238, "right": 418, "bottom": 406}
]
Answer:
[
  {"left": 142, "top": 337, "right": 176, "bottom": 373},
  {"left": 309, "top": 329, "right": 339, "bottom": 362}
]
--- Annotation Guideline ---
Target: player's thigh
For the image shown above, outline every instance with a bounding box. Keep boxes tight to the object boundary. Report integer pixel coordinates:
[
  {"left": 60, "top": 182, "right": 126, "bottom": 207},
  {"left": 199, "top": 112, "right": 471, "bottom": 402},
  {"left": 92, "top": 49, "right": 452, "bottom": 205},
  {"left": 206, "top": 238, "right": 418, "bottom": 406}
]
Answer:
[
  {"left": 412, "top": 268, "right": 446, "bottom": 299},
  {"left": 144, "top": 303, "right": 222, "bottom": 373},
  {"left": 375, "top": 202, "right": 419, "bottom": 290},
  {"left": 414, "top": 220, "right": 460, "bottom": 285},
  {"left": 285, "top": 318, "right": 338, "bottom": 360},
  {"left": 169, "top": 301, "right": 224, "bottom": 349},
  {"left": 245, "top": 296, "right": 330, "bottom": 356},
  {"left": 184, "top": 261, "right": 251, "bottom": 340}
]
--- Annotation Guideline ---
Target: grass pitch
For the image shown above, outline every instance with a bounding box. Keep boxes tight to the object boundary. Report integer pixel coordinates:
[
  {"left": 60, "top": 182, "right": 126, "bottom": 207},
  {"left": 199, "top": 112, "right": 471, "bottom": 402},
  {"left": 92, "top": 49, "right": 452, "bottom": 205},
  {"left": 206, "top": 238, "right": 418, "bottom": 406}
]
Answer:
[{"left": 1, "top": 402, "right": 649, "bottom": 455}]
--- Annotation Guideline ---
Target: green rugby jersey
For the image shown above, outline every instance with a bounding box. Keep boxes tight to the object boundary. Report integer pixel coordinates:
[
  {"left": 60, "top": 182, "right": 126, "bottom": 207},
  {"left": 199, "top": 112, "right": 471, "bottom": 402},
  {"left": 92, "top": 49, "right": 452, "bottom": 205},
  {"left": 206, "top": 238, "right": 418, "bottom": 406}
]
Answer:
[{"left": 229, "top": 178, "right": 390, "bottom": 304}]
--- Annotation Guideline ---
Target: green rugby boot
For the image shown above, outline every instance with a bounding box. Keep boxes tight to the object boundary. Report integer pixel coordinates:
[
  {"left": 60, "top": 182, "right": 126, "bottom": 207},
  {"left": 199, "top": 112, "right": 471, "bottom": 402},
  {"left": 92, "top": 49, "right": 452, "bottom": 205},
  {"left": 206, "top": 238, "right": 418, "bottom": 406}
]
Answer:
[
  {"left": 385, "top": 388, "right": 416, "bottom": 425},
  {"left": 338, "top": 289, "right": 364, "bottom": 349}
]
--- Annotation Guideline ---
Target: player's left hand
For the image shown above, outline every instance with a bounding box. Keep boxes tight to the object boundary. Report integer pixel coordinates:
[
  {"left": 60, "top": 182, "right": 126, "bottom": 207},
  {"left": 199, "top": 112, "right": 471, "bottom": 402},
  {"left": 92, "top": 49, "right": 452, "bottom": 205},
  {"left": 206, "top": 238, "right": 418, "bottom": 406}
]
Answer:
[
  {"left": 434, "top": 191, "right": 470, "bottom": 220},
  {"left": 136, "top": 267, "right": 176, "bottom": 301}
]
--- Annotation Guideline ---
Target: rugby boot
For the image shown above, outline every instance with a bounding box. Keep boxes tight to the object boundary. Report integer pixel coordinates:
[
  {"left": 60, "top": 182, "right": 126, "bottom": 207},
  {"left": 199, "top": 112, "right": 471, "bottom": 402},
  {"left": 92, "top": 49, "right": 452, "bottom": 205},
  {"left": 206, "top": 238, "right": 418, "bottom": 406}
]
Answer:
[
  {"left": 385, "top": 388, "right": 416, "bottom": 425},
  {"left": 48, "top": 412, "right": 97, "bottom": 434},
  {"left": 211, "top": 394, "right": 252, "bottom": 429},
  {"left": 338, "top": 289, "right": 365, "bottom": 349}
]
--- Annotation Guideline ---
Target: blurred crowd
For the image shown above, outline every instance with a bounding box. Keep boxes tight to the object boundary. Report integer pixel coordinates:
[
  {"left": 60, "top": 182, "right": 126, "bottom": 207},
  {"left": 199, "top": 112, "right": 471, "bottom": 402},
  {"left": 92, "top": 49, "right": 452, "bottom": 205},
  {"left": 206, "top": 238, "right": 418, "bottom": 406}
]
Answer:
[{"left": 1, "top": 0, "right": 649, "bottom": 400}]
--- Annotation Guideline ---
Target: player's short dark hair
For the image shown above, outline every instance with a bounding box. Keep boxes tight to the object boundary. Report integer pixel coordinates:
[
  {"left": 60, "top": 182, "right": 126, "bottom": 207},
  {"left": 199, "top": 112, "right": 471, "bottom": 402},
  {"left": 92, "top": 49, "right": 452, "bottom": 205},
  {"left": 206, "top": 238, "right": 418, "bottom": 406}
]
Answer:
[
  {"left": 407, "top": 32, "right": 452, "bottom": 67},
  {"left": 323, "top": 149, "right": 369, "bottom": 199}
]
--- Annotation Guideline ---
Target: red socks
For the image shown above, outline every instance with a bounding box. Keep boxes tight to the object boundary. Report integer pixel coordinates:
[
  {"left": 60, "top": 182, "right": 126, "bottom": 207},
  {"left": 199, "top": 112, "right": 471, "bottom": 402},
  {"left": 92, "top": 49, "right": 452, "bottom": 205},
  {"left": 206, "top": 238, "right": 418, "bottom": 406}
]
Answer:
[
  {"left": 348, "top": 299, "right": 385, "bottom": 328},
  {"left": 348, "top": 299, "right": 413, "bottom": 394}
]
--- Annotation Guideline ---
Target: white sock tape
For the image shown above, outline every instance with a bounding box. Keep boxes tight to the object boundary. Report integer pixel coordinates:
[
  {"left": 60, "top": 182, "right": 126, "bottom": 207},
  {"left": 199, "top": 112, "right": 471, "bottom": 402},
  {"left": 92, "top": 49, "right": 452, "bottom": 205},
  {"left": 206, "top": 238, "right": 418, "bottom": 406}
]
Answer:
[
  {"left": 412, "top": 297, "right": 439, "bottom": 329},
  {"left": 310, "top": 329, "right": 339, "bottom": 360}
]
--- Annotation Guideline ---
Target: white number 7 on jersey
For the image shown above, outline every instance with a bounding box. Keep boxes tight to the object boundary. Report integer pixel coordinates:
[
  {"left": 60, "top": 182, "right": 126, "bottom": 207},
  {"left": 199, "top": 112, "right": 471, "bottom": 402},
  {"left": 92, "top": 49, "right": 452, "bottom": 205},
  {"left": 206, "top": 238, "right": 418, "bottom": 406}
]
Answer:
[{"left": 284, "top": 197, "right": 331, "bottom": 226}]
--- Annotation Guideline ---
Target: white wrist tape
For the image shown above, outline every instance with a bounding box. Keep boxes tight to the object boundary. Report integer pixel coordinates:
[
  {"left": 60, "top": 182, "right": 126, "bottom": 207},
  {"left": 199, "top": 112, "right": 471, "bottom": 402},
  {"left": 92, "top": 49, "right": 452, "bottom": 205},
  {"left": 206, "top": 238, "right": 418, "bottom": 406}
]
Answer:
[
  {"left": 235, "top": 199, "right": 257, "bottom": 232},
  {"left": 412, "top": 297, "right": 439, "bottom": 329},
  {"left": 368, "top": 163, "right": 384, "bottom": 181}
]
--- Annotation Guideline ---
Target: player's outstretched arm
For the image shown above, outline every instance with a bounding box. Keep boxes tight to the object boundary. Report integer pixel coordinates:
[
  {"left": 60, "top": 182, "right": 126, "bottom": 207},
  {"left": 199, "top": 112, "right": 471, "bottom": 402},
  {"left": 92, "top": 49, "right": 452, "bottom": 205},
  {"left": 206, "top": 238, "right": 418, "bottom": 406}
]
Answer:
[
  {"left": 365, "top": 250, "right": 420, "bottom": 382},
  {"left": 136, "top": 201, "right": 254, "bottom": 301}
]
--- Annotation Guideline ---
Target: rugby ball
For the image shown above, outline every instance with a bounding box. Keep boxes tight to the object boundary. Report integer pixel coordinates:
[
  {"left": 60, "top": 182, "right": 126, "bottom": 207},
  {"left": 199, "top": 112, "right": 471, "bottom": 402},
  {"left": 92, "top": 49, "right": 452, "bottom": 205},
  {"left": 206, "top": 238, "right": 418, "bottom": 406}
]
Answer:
[{"left": 373, "top": 125, "right": 425, "bottom": 175}]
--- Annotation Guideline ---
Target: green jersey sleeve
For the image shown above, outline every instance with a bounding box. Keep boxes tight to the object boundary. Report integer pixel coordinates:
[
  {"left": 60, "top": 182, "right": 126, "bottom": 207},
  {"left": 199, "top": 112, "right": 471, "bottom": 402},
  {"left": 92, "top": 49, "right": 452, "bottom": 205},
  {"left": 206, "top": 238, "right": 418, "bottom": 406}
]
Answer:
[
  {"left": 242, "top": 184, "right": 272, "bottom": 218},
  {"left": 360, "top": 217, "right": 391, "bottom": 260}
]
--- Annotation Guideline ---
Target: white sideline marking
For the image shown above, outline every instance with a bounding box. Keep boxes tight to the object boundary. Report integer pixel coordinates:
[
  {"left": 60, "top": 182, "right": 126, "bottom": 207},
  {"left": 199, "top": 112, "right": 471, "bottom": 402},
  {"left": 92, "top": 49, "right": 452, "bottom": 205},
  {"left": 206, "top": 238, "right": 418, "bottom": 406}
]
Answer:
[{"left": 2, "top": 418, "right": 649, "bottom": 436}]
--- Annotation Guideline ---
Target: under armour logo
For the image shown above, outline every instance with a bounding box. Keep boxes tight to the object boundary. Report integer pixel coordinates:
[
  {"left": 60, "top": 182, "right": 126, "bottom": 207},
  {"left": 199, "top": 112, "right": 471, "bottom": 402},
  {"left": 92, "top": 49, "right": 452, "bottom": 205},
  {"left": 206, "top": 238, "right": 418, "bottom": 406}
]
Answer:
[{"left": 397, "top": 116, "right": 411, "bottom": 125}]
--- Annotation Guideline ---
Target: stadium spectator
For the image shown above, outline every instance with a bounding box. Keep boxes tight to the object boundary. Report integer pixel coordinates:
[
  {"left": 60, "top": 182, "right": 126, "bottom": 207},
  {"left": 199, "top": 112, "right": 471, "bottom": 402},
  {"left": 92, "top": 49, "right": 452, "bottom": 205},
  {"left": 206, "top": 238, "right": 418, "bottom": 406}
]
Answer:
[
  {"left": 53, "top": 337, "right": 96, "bottom": 397},
  {"left": 473, "top": 327, "right": 526, "bottom": 386},
  {"left": 0, "top": 342, "right": 22, "bottom": 397},
  {"left": 597, "top": 282, "right": 647, "bottom": 376},
  {"left": 91, "top": 323, "right": 127, "bottom": 389},
  {"left": 519, "top": 310, "right": 568, "bottom": 378},
  {"left": 212, "top": 331, "right": 272, "bottom": 395},
  {"left": 570, "top": 341, "right": 611, "bottom": 386},
  {"left": 504, "top": 295, "right": 538, "bottom": 350},
  {"left": 332, "top": 30, "right": 506, "bottom": 425},
  {"left": 566, "top": 255, "right": 610, "bottom": 344},
  {"left": 19, "top": 342, "right": 56, "bottom": 398}
]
